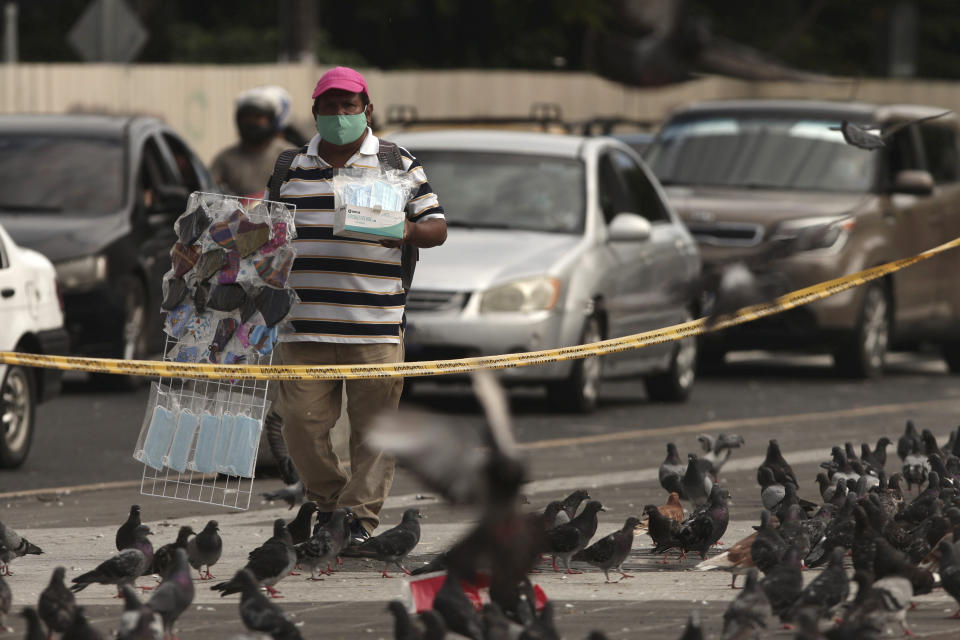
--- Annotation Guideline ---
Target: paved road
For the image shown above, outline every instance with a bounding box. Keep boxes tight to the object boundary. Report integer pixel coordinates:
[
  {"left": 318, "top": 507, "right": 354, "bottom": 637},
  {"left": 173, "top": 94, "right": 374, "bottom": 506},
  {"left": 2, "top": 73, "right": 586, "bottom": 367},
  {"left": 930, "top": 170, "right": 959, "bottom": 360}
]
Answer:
[{"left": 1, "top": 351, "right": 959, "bottom": 638}]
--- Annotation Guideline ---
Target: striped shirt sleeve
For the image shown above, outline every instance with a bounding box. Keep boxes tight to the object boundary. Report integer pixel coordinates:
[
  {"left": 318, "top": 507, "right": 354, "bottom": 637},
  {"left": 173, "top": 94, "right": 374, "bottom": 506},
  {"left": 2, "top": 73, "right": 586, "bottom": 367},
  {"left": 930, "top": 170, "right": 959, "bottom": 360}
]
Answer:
[{"left": 399, "top": 146, "right": 445, "bottom": 222}]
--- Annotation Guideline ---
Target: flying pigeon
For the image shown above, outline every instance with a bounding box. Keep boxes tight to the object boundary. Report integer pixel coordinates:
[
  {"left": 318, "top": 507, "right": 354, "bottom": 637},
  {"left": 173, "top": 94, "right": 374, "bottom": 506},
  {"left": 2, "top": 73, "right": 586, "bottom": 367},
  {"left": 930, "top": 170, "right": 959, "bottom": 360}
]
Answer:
[
  {"left": 720, "top": 568, "right": 771, "bottom": 640},
  {"left": 681, "top": 453, "right": 713, "bottom": 506},
  {"left": 151, "top": 526, "right": 194, "bottom": 580},
  {"left": 116, "top": 505, "right": 142, "bottom": 552},
  {"left": 553, "top": 489, "right": 591, "bottom": 526},
  {"left": 231, "top": 568, "right": 300, "bottom": 638},
  {"left": 146, "top": 548, "right": 194, "bottom": 640},
  {"left": 659, "top": 443, "right": 687, "bottom": 498},
  {"left": 260, "top": 482, "right": 306, "bottom": 510},
  {"left": 71, "top": 525, "right": 154, "bottom": 595},
  {"left": 20, "top": 607, "right": 45, "bottom": 640},
  {"left": 294, "top": 508, "right": 354, "bottom": 579},
  {"left": 830, "top": 111, "right": 952, "bottom": 150},
  {"left": 572, "top": 516, "right": 641, "bottom": 582},
  {"left": 187, "top": 520, "right": 222, "bottom": 581},
  {"left": 696, "top": 433, "right": 744, "bottom": 479},
  {"left": 62, "top": 607, "right": 105, "bottom": 640},
  {"left": 546, "top": 500, "right": 605, "bottom": 573},
  {"left": 339, "top": 508, "right": 423, "bottom": 577},
  {"left": 211, "top": 519, "right": 295, "bottom": 598},
  {"left": 0, "top": 520, "right": 43, "bottom": 575},
  {"left": 285, "top": 502, "right": 319, "bottom": 546},
  {"left": 38, "top": 566, "right": 77, "bottom": 635},
  {"left": 116, "top": 585, "right": 162, "bottom": 640}
]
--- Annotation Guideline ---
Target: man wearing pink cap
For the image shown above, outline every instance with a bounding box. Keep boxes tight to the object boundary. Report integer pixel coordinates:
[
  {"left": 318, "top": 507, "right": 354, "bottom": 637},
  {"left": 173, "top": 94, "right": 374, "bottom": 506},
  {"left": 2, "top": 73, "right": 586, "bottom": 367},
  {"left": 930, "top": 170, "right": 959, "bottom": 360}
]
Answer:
[{"left": 272, "top": 67, "right": 447, "bottom": 544}]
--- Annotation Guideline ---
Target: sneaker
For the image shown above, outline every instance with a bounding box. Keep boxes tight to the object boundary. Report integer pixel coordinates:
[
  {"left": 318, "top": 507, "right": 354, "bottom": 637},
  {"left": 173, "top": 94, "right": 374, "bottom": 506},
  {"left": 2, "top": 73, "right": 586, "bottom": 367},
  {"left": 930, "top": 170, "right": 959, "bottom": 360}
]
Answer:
[
  {"left": 348, "top": 520, "right": 371, "bottom": 546},
  {"left": 311, "top": 510, "right": 332, "bottom": 536}
]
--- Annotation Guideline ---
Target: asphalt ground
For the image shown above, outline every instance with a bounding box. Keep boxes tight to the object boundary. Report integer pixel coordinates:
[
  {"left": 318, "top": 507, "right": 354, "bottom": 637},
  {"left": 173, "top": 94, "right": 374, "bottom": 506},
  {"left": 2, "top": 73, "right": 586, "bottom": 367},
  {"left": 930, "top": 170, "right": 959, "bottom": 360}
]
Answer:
[{"left": 4, "top": 383, "right": 960, "bottom": 639}]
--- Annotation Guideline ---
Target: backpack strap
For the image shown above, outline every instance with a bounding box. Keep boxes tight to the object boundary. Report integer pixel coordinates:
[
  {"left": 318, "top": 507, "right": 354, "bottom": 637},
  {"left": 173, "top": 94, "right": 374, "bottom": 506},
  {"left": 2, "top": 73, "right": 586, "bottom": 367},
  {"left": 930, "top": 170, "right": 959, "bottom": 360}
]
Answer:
[
  {"left": 267, "top": 148, "right": 300, "bottom": 202},
  {"left": 377, "top": 140, "right": 419, "bottom": 291}
]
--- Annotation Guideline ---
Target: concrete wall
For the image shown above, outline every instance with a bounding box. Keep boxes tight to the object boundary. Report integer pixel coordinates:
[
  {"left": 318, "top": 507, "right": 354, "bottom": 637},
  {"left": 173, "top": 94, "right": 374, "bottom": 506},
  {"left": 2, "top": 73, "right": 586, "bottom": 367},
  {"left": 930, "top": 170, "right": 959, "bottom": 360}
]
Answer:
[{"left": 4, "top": 63, "right": 960, "bottom": 163}]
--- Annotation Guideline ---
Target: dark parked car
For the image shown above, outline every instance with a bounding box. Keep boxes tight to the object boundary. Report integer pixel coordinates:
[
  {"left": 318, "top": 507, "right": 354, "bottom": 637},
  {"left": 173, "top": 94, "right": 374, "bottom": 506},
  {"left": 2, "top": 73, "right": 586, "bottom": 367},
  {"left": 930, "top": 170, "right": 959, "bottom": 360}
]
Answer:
[{"left": 0, "top": 115, "right": 216, "bottom": 384}]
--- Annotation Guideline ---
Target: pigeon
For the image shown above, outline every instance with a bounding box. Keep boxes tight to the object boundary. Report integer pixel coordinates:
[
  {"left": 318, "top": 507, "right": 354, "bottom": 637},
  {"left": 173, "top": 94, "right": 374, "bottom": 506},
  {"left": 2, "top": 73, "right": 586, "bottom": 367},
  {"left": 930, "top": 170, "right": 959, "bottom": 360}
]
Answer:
[
  {"left": 117, "top": 585, "right": 163, "bottom": 640},
  {"left": 339, "top": 508, "right": 424, "bottom": 577},
  {"left": 62, "top": 607, "right": 105, "bottom": 640},
  {"left": 294, "top": 508, "right": 354, "bottom": 579},
  {"left": 659, "top": 443, "right": 687, "bottom": 498},
  {"left": 644, "top": 504, "right": 683, "bottom": 563},
  {"left": 533, "top": 500, "right": 565, "bottom": 532},
  {"left": 777, "top": 504, "right": 811, "bottom": 561},
  {"left": 546, "top": 500, "right": 605, "bottom": 573},
  {"left": 71, "top": 525, "right": 153, "bottom": 595},
  {"left": 750, "top": 510, "right": 786, "bottom": 575},
  {"left": 0, "top": 520, "right": 43, "bottom": 575},
  {"left": 38, "top": 566, "right": 76, "bottom": 635},
  {"left": 696, "top": 433, "right": 744, "bottom": 479},
  {"left": 386, "top": 600, "right": 425, "bottom": 640},
  {"left": 150, "top": 526, "right": 194, "bottom": 580},
  {"left": 432, "top": 572, "right": 483, "bottom": 640},
  {"left": 20, "top": 607, "right": 45, "bottom": 640},
  {"left": 842, "top": 570, "right": 913, "bottom": 637},
  {"left": 187, "top": 520, "right": 222, "bottom": 580},
  {"left": 0, "top": 573, "right": 9, "bottom": 632},
  {"left": 228, "top": 569, "right": 300, "bottom": 638},
  {"left": 757, "top": 439, "right": 798, "bottom": 488},
  {"left": 939, "top": 539, "right": 960, "bottom": 619},
  {"left": 211, "top": 519, "right": 295, "bottom": 598},
  {"left": 693, "top": 526, "right": 756, "bottom": 589},
  {"left": 659, "top": 492, "right": 685, "bottom": 523},
  {"left": 260, "top": 482, "right": 306, "bottom": 510},
  {"left": 285, "top": 502, "right": 319, "bottom": 546},
  {"left": 861, "top": 437, "right": 892, "bottom": 471},
  {"left": 902, "top": 442, "right": 932, "bottom": 492},
  {"left": 572, "top": 516, "right": 640, "bottom": 582},
  {"left": 759, "top": 468, "right": 785, "bottom": 513},
  {"left": 760, "top": 546, "right": 803, "bottom": 623},
  {"left": 682, "top": 453, "right": 713, "bottom": 506},
  {"left": 116, "top": 506, "right": 142, "bottom": 551},
  {"left": 677, "top": 486, "right": 730, "bottom": 560},
  {"left": 721, "top": 568, "right": 771, "bottom": 640},
  {"left": 788, "top": 547, "right": 850, "bottom": 622},
  {"left": 898, "top": 420, "right": 921, "bottom": 462},
  {"left": 553, "top": 489, "right": 590, "bottom": 526},
  {"left": 831, "top": 111, "right": 952, "bottom": 150},
  {"left": 679, "top": 610, "right": 704, "bottom": 640},
  {"left": 146, "top": 548, "right": 194, "bottom": 640}
]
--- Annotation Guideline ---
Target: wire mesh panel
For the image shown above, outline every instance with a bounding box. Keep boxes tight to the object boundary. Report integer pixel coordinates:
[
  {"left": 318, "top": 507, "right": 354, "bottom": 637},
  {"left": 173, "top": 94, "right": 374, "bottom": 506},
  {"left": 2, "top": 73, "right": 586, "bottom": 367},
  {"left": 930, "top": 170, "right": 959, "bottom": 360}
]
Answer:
[{"left": 133, "top": 192, "right": 296, "bottom": 510}]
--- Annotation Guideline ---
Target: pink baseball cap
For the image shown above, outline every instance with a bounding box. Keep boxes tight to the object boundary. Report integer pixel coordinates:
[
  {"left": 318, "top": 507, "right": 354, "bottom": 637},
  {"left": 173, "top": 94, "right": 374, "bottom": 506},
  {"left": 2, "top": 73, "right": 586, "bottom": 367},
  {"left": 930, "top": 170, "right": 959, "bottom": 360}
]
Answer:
[{"left": 312, "top": 66, "right": 369, "bottom": 99}]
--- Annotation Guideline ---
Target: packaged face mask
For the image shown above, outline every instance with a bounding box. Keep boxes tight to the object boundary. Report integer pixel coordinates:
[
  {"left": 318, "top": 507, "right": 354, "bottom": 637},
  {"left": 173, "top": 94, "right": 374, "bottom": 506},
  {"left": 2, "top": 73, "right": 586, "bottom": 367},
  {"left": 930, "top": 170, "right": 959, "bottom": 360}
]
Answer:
[
  {"left": 214, "top": 413, "right": 237, "bottom": 474},
  {"left": 165, "top": 409, "right": 199, "bottom": 473},
  {"left": 171, "top": 242, "right": 201, "bottom": 278},
  {"left": 189, "top": 412, "right": 221, "bottom": 474},
  {"left": 161, "top": 277, "right": 188, "bottom": 311},
  {"left": 176, "top": 206, "right": 211, "bottom": 246},
  {"left": 208, "top": 283, "right": 246, "bottom": 312},
  {"left": 222, "top": 414, "right": 260, "bottom": 478},
  {"left": 137, "top": 404, "right": 177, "bottom": 471},
  {"left": 195, "top": 249, "right": 227, "bottom": 282}
]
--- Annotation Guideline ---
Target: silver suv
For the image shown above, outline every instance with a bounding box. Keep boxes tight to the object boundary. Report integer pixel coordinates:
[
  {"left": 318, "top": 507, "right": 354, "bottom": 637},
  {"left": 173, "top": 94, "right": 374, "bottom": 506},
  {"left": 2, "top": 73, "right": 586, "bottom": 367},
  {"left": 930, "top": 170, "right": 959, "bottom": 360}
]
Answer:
[{"left": 386, "top": 129, "right": 702, "bottom": 412}]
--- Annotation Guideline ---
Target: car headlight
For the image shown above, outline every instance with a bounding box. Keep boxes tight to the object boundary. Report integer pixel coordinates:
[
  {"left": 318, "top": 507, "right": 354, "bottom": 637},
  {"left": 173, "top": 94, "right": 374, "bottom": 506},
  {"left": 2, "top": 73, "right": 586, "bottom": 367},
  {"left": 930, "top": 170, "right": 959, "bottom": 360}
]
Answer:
[
  {"left": 55, "top": 255, "right": 108, "bottom": 291},
  {"left": 478, "top": 276, "right": 561, "bottom": 313},
  {"left": 771, "top": 216, "right": 855, "bottom": 252}
]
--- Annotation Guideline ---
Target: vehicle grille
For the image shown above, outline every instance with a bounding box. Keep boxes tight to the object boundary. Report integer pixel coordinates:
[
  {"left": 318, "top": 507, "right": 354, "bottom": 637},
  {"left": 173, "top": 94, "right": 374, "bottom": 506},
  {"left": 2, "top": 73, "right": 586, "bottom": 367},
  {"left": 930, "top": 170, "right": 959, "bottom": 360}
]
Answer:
[
  {"left": 687, "top": 222, "right": 764, "bottom": 247},
  {"left": 406, "top": 290, "right": 469, "bottom": 312}
]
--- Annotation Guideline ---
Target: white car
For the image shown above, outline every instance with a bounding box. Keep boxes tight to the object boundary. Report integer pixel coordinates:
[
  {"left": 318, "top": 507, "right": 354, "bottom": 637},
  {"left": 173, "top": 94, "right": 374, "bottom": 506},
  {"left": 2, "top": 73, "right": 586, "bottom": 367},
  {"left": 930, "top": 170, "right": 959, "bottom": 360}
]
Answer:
[{"left": 0, "top": 223, "right": 68, "bottom": 467}]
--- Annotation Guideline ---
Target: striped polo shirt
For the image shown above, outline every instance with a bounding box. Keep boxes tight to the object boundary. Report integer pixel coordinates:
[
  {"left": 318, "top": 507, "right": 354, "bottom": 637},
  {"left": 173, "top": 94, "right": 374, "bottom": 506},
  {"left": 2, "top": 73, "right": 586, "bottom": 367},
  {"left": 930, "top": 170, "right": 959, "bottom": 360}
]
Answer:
[{"left": 277, "top": 129, "right": 444, "bottom": 344}]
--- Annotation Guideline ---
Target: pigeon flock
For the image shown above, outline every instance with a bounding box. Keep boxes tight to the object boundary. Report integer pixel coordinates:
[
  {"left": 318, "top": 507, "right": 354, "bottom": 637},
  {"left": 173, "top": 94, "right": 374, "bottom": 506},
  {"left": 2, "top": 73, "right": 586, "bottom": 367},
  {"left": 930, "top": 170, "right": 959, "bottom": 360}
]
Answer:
[{"left": 5, "top": 375, "right": 960, "bottom": 638}]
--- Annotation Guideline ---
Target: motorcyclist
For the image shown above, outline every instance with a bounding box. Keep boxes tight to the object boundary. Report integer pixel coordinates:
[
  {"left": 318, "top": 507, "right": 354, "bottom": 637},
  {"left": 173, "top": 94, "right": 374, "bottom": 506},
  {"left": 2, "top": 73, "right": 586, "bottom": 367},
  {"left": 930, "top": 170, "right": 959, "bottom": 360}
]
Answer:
[{"left": 211, "top": 86, "right": 299, "bottom": 199}]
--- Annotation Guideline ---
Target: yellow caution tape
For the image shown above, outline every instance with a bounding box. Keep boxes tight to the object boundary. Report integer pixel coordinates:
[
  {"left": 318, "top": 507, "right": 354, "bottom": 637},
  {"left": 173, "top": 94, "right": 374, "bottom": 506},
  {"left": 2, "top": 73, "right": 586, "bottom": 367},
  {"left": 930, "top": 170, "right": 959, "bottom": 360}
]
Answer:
[{"left": 3, "top": 236, "right": 959, "bottom": 381}]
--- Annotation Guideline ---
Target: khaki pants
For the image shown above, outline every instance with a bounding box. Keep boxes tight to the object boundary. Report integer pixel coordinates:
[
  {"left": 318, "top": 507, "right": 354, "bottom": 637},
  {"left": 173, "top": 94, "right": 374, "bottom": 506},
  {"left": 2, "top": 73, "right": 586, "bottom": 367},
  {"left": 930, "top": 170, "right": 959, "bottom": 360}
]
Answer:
[{"left": 276, "top": 339, "right": 403, "bottom": 532}]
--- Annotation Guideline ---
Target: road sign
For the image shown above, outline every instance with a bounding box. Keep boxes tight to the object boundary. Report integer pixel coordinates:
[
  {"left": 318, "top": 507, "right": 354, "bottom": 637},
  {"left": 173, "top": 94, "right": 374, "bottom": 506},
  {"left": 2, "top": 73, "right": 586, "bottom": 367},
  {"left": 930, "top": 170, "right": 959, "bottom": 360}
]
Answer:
[{"left": 68, "top": 0, "right": 148, "bottom": 63}]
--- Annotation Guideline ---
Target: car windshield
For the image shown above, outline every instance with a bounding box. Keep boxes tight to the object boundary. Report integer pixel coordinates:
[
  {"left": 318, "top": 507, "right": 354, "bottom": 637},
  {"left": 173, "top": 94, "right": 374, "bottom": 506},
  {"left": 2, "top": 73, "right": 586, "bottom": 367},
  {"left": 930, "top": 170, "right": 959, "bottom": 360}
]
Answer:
[
  {"left": 411, "top": 150, "right": 585, "bottom": 233},
  {"left": 645, "top": 116, "right": 876, "bottom": 192},
  {"left": 0, "top": 134, "right": 125, "bottom": 213}
]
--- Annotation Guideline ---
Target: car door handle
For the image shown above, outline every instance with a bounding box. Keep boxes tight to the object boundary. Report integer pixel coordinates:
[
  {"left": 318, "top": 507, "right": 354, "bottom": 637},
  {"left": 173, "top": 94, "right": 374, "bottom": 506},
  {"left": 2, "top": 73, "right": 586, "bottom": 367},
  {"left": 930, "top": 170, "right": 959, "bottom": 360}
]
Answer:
[{"left": 1, "top": 288, "right": 14, "bottom": 298}]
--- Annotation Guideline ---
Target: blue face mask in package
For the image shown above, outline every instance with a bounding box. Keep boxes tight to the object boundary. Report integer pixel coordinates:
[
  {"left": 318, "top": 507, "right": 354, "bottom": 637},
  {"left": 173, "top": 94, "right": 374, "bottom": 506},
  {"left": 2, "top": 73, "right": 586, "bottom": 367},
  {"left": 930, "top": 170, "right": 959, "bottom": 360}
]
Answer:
[
  {"left": 164, "top": 409, "right": 199, "bottom": 473},
  {"left": 214, "top": 413, "right": 237, "bottom": 474},
  {"left": 221, "top": 414, "right": 261, "bottom": 478},
  {"left": 138, "top": 404, "right": 177, "bottom": 470},
  {"left": 189, "top": 412, "right": 222, "bottom": 474}
]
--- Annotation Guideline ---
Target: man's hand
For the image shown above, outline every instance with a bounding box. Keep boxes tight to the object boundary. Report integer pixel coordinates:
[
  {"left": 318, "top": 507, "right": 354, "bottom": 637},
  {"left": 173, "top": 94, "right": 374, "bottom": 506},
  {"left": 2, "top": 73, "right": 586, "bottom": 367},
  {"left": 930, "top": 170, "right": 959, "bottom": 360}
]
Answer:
[{"left": 379, "top": 219, "right": 447, "bottom": 249}]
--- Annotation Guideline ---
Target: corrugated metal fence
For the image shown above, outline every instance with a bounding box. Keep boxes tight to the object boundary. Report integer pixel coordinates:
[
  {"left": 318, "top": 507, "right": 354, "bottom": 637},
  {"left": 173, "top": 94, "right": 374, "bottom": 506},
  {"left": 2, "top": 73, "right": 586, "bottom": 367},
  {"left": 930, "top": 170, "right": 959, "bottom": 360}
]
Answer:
[{"left": 3, "top": 63, "right": 960, "bottom": 163}]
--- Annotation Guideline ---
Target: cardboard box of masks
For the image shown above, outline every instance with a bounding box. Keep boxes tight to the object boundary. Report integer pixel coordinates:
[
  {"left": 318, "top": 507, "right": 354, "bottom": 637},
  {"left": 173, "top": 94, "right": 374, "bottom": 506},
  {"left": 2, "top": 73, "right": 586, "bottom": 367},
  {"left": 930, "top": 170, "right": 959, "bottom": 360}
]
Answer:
[{"left": 333, "top": 204, "right": 405, "bottom": 241}]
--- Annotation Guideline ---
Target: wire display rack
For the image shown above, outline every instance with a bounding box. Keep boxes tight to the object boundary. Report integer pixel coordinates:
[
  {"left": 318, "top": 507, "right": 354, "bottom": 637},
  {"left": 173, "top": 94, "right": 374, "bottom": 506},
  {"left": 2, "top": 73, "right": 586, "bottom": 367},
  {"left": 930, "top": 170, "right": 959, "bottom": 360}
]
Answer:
[{"left": 133, "top": 191, "right": 296, "bottom": 510}]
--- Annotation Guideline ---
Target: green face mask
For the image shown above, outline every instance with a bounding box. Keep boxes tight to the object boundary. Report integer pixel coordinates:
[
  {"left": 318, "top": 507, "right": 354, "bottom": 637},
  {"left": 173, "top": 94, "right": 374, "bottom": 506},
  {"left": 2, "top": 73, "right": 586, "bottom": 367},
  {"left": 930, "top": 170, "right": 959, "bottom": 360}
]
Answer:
[{"left": 315, "top": 112, "right": 368, "bottom": 145}]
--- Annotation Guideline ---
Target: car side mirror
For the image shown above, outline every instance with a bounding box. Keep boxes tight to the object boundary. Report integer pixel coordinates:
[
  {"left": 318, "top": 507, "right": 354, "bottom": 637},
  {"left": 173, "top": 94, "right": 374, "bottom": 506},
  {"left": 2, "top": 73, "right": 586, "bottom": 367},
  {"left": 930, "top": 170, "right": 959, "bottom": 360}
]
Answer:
[
  {"left": 891, "top": 170, "right": 934, "bottom": 196},
  {"left": 608, "top": 212, "right": 652, "bottom": 242}
]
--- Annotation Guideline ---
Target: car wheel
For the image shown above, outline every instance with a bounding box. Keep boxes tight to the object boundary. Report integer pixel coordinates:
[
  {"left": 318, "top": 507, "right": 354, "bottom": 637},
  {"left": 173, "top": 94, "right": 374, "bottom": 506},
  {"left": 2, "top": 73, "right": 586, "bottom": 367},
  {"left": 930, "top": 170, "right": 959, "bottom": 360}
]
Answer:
[
  {"left": 645, "top": 311, "right": 698, "bottom": 402},
  {"left": 0, "top": 366, "right": 35, "bottom": 469},
  {"left": 546, "top": 315, "right": 603, "bottom": 414},
  {"left": 833, "top": 283, "right": 890, "bottom": 379},
  {"left": 942, "top": 342, "right": 960, "bottom": 374},
  {"left": 91, "top": 275, "right": 150, "bottom": 390}
]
